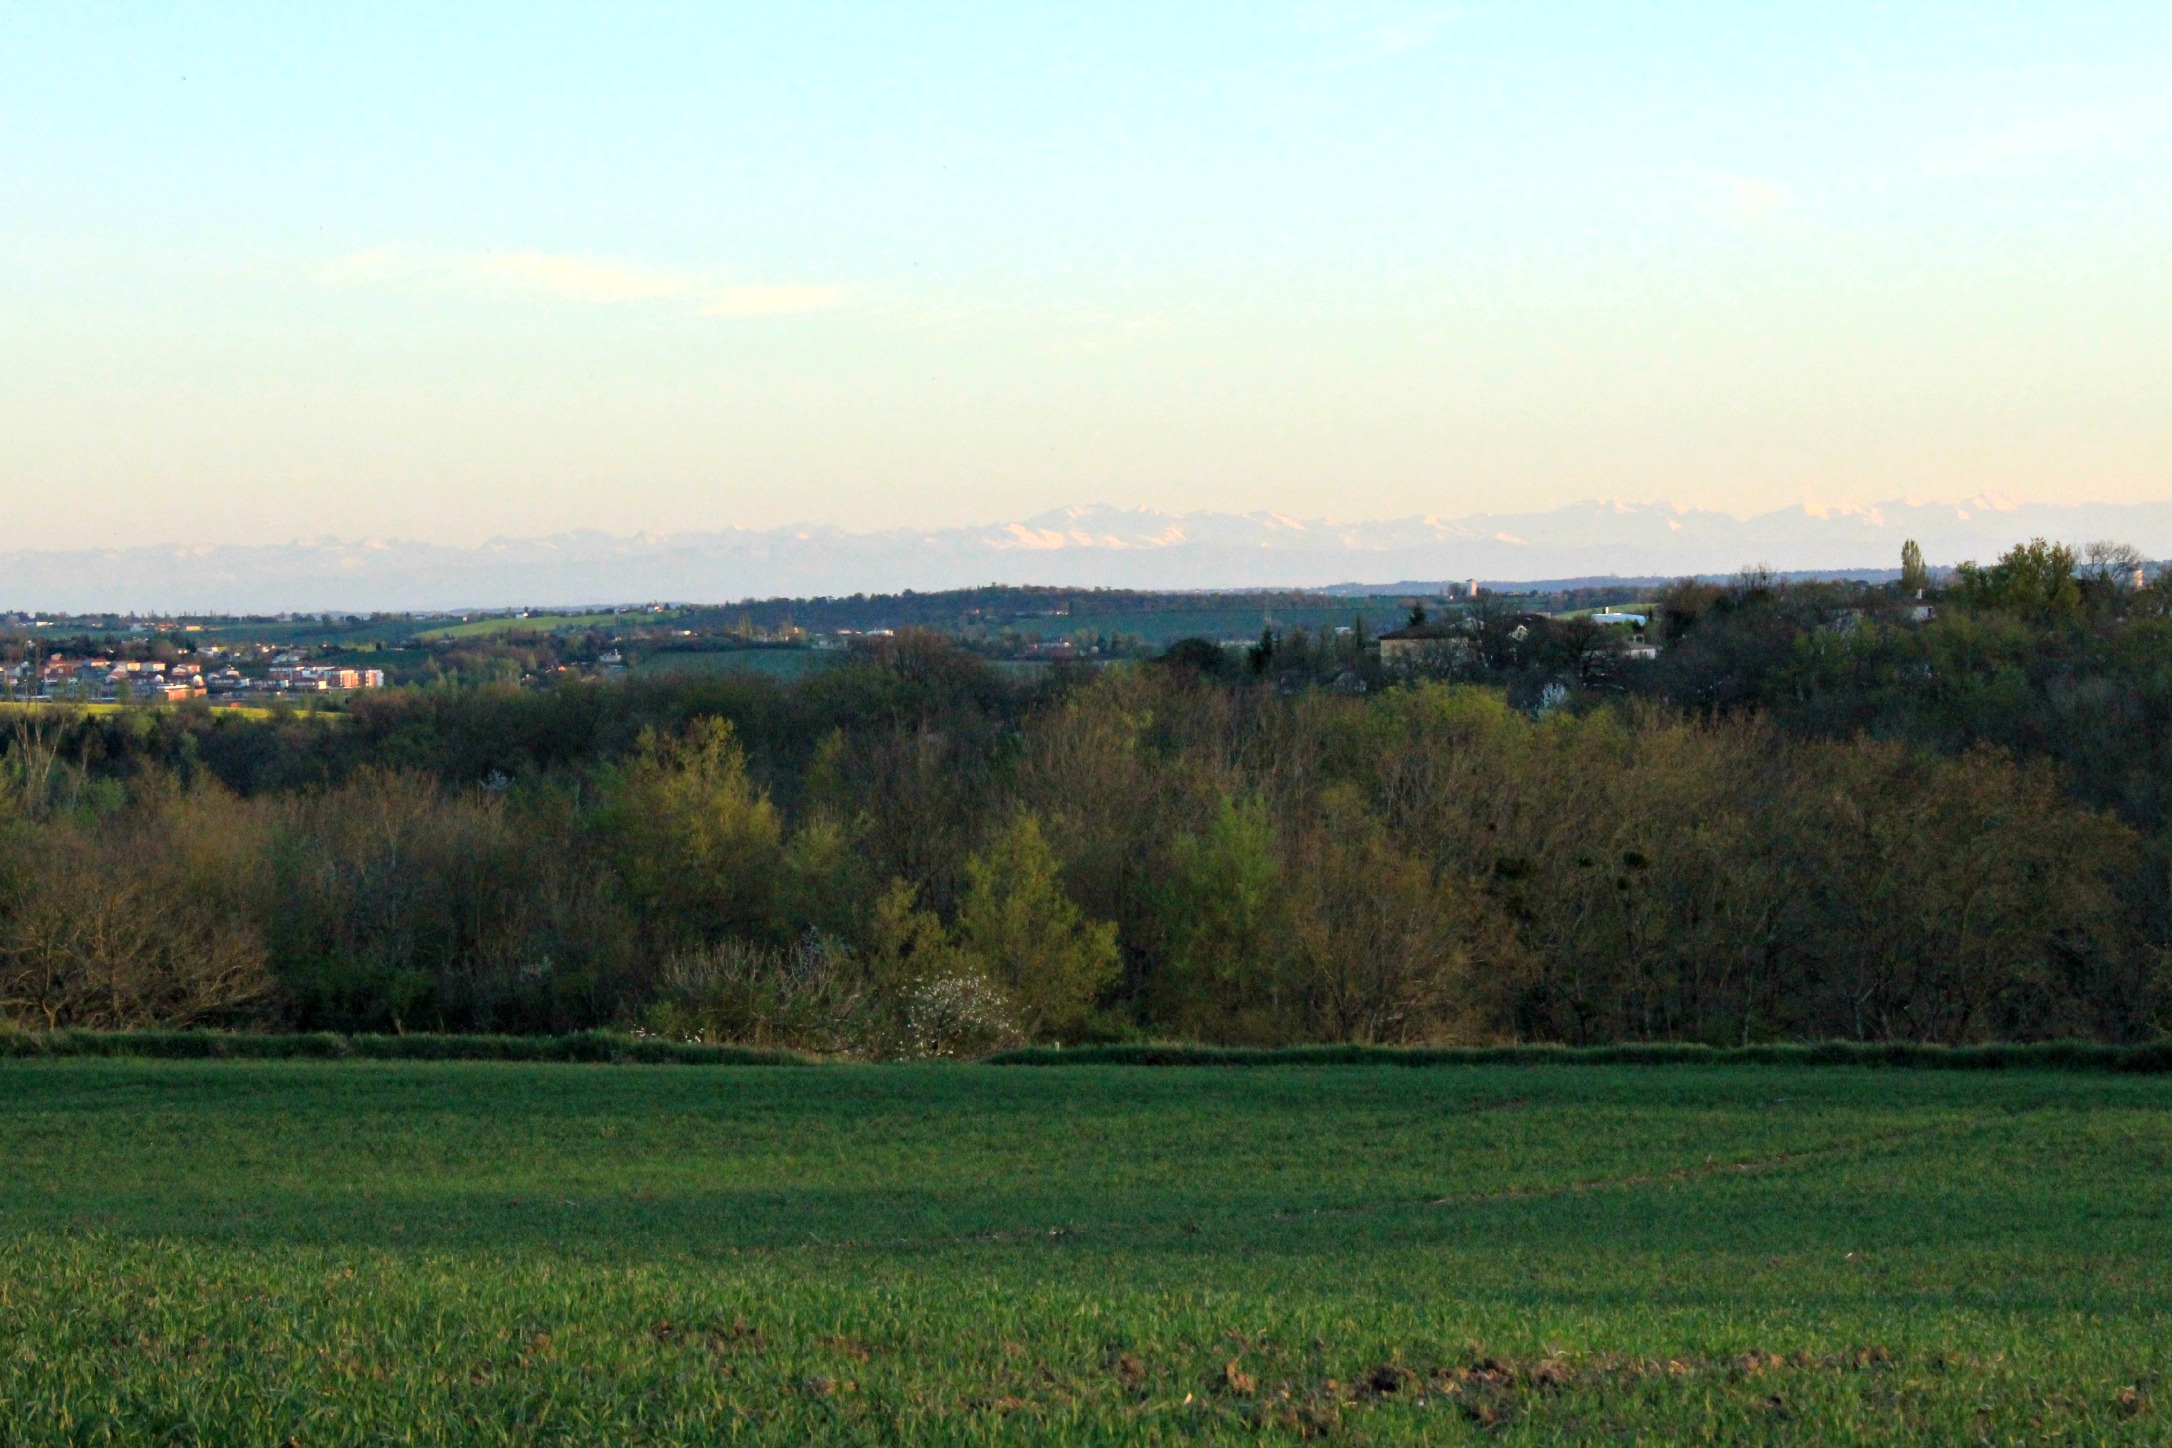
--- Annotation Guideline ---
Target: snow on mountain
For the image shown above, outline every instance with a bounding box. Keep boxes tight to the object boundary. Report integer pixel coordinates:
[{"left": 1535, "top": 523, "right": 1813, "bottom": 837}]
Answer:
[{"left": 6, "top": 498, "right": 2171, "bottom": 613}]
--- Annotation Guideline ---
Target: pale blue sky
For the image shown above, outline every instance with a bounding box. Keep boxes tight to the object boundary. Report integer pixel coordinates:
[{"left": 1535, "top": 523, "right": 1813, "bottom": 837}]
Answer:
[{"left": 3, "top": 2, "right": 2168, "bottom": 546}]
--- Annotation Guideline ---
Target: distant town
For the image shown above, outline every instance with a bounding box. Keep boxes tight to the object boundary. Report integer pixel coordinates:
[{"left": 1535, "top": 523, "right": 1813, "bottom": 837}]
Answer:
[{"left": 4, "top": 647, "right": 385, "bottom": 703}]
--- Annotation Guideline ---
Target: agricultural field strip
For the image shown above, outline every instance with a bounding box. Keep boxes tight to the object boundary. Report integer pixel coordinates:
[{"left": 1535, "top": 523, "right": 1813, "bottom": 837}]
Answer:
[
  {"left": 8, "top": 1098, "right": 1885, "bottom": 1198},
  {"left": 771, "top": 1116, "right": 1972, "bottom": 1251},
  {"left": 417, "top": 613, "right": 642, "bottom": 641},
  {"left": 0, "top": 1064, "right": 1990, "bottom": 1260},
  {"left": 0, "top": 1067, "right": 2123, "bottom": 1255},
  {"left": 2, "top": 1065, "right": 2168, "bottom": 1444},
  {"left": 700, "top": 1120, "right": 1959, "bottom": 1253},
  {"left": 1429, "top": 1119, "right": 1951, "bottom": 1209}
]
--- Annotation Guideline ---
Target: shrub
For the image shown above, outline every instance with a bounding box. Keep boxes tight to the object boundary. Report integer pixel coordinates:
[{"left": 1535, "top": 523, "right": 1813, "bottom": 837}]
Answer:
[{"left": 641, "top": 933, "right": 872, "bottom": 1054}]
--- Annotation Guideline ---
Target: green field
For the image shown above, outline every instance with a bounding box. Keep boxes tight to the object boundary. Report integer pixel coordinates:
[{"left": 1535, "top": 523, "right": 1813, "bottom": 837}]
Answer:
[
  {"left": 1048, "top": 606, "right": 1409, "bottom": 647},
  {"left": 633, "top": 647, "right": 840, "bottom": 680},
  {"left": 419, "top": 612, "right": 668, "bottom": 641},
  {"left": 2, "top": 1061, "right": 2167, "bottom": 1444}
]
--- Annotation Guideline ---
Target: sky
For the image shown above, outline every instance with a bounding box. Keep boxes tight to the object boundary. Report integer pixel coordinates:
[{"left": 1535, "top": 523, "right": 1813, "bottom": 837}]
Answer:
[{"left": 2, "top": 1, "right": 2169, "bottom": 549}]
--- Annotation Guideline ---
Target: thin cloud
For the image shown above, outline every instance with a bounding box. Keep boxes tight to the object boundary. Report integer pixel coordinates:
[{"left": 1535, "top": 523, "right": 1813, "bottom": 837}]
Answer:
[
  {"left": 320, "top": 247, "right": 846, "bottom": 319},
  {"left": 700, "top": 284, "right": 848, "bottom": 318},
  {"left": 481, "top": 252, "right": 691, "bottom": 304},
  {"left": 1706, "top": 173, "right": 1793, "bottom": 228}
]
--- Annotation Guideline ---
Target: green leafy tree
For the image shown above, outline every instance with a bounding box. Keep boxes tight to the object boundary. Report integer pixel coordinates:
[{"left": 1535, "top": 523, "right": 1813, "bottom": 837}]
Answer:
[
  {"left": 1900, "top": 539, "right": 1928, "bottom": 593},
  {"left": 593, "top": 718, "right": 782, "bottom": 949},
  {"left": 863, "top": 878, "right": 963, "bottom": 990},
  {"left": 1152, "top": 795, "right": 1286, "bottom": 1040},
  {"left": 954, "top": 812, "right": 1119, "bottom": 1040},
  {"left": 1955, "top": 539, "right": 2081, "bottom": 618},
  {"left": 778, "top": 812, "right": 872, "bottom": 942}
]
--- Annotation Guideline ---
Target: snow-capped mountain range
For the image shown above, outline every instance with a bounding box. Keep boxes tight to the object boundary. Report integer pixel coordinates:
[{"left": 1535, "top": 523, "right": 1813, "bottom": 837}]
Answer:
[{"left": 8, "top": 498, "right": 2171, "bottom": 613}]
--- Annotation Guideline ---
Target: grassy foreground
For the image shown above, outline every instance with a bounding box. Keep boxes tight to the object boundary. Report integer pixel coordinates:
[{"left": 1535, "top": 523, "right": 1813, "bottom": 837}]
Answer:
[{"left": 1, "top": 1062, "right": 2167, "bottom": 1444}]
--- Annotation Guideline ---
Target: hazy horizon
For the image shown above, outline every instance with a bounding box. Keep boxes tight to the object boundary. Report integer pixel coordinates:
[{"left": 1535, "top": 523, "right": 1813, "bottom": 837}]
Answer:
[
  {"left": 5, "top": 3, "right": 2170, "bottom": 550},
  {"left": 8, "top": 494, "right": 2170, "bottom": 614}
]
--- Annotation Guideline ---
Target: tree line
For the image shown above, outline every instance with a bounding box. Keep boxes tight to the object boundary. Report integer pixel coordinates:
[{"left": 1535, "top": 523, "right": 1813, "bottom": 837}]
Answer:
[{"left": 1, "top": 541, "right": 2166, "bottom": 1050}]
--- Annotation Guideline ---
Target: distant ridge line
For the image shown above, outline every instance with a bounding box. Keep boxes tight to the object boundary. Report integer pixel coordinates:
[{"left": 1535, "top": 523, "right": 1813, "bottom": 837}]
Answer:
[
  {"left": 1325, "top": 567, "right": 1914, "bottom": 595},
  {"left": 3, "top": 498, "right": 2166, "bottom": 612}
]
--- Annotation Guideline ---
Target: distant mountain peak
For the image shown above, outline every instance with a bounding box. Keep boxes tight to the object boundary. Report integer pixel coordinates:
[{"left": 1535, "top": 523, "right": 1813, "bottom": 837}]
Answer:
[{"left": 5, "top": 497, "right": 2168, "bottom": 612}]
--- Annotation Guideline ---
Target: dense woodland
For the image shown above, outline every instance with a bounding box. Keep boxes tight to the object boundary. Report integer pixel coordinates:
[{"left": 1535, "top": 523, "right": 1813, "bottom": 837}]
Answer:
[{"left": 4, "top": 539, "right": 2170, "bottom": 1050}]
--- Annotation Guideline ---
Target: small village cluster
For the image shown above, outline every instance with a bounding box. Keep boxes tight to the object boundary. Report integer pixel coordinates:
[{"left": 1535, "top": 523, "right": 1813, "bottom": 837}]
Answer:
[{"left": 3, "top": 653, "right": 385, "bottom": 702}]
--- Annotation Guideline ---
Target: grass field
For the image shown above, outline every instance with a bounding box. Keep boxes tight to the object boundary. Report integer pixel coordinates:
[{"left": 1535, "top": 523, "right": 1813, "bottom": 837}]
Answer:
[
  {"left": 418, "top": 612, "right": 668, "bottom": 641},
  {"left": 633, "top": 648, "right": 839, "bottom": 680},
  {"left": 2, "top": 1061, "right": 2167, "bottom": 1444},
  {"left": 1050, "top": 606, "right": 1409, "bottom": 647}
]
